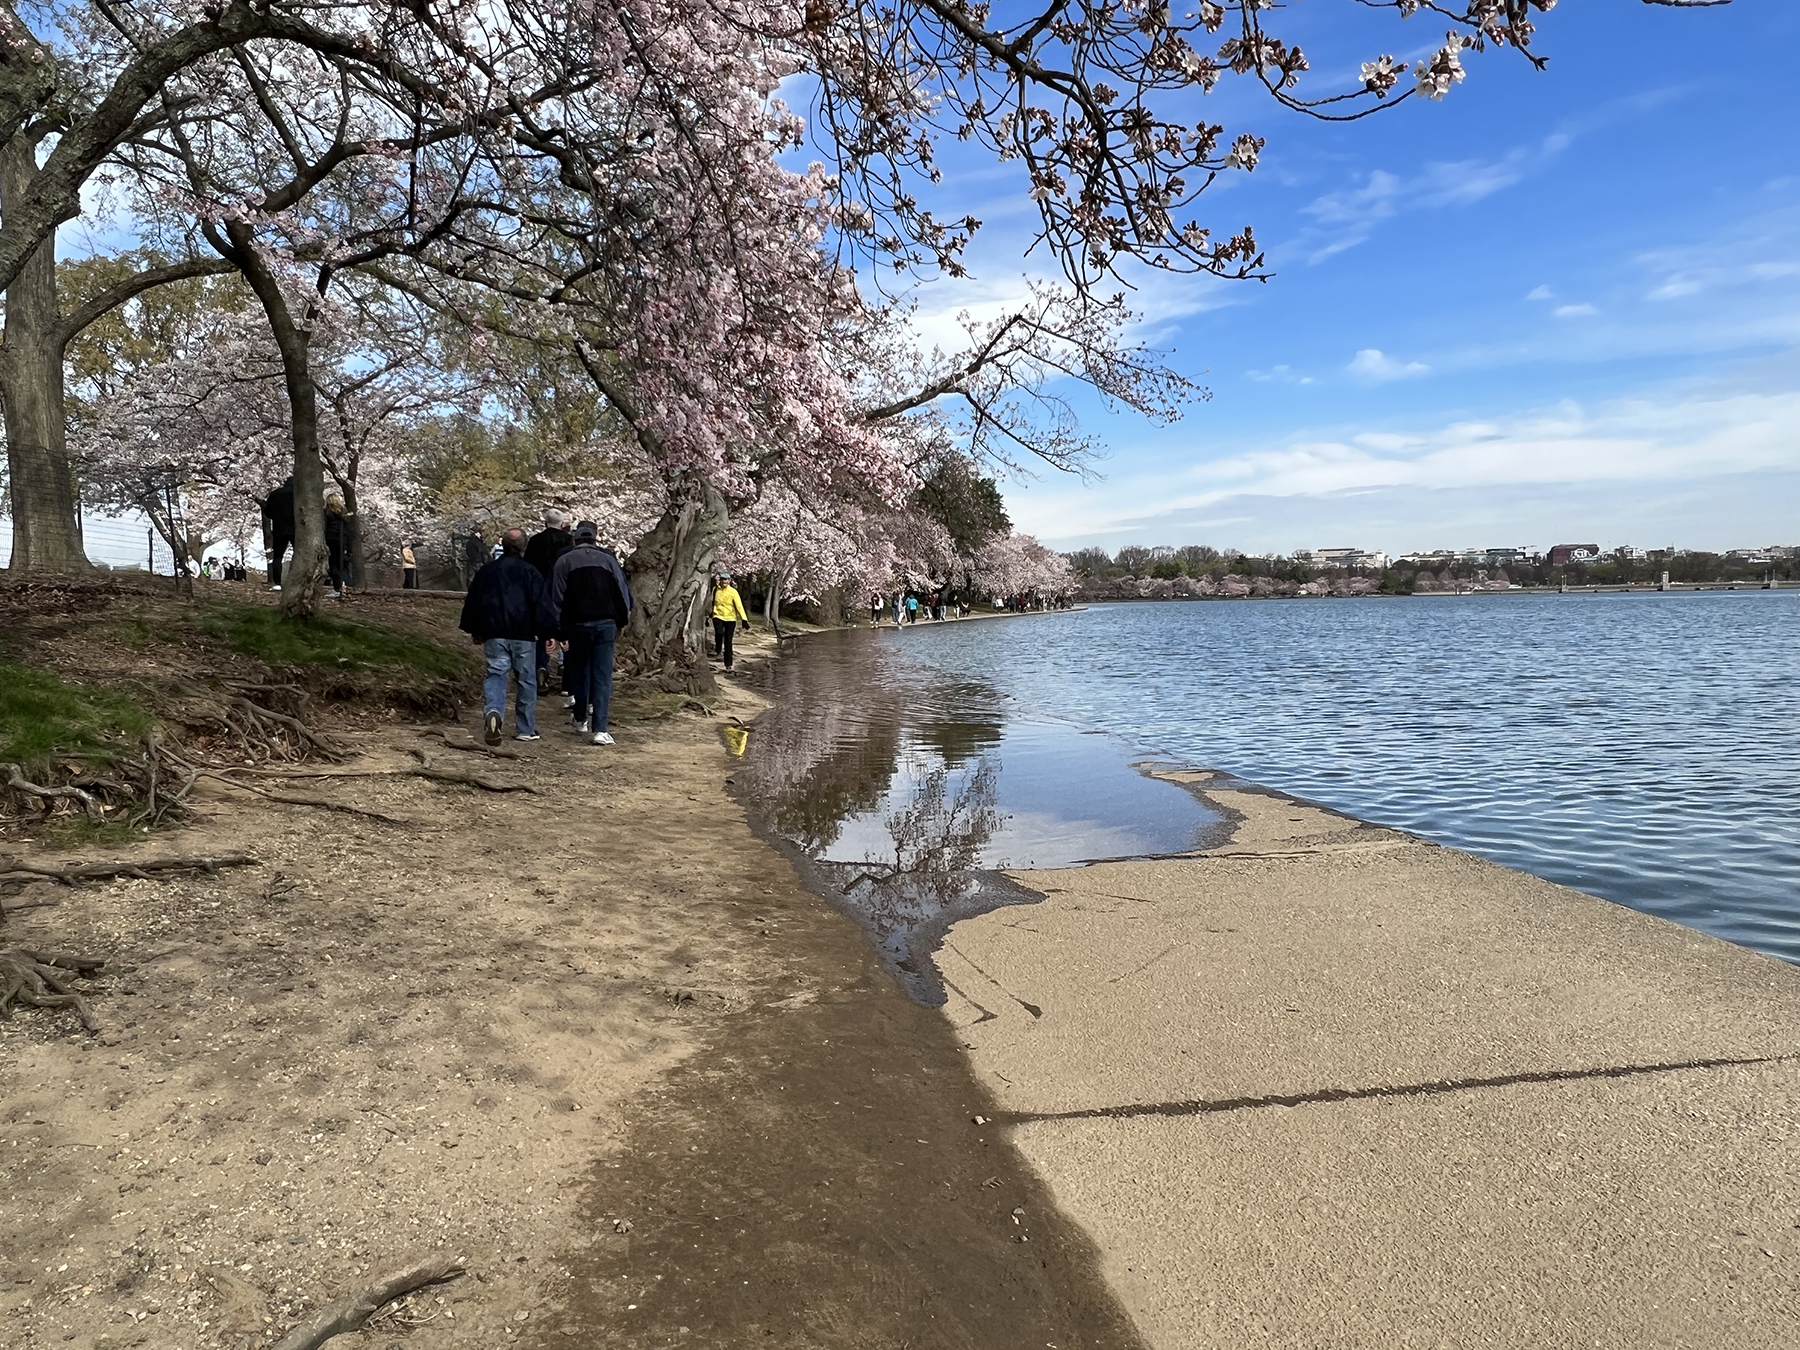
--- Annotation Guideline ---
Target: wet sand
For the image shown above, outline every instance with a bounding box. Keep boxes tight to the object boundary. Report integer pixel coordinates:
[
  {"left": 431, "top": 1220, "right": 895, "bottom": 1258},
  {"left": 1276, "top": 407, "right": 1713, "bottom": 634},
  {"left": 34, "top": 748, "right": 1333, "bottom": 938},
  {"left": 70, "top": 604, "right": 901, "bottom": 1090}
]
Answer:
[{"left": 937, "top": 773, "right": 1800, "bottom": 1347}]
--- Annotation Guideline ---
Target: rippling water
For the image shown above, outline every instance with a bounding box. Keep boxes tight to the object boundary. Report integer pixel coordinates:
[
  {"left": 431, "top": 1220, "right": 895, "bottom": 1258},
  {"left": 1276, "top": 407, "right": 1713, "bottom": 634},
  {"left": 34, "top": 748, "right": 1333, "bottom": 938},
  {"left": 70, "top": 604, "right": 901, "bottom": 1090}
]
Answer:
[{"left": 879, "top": 592, "right": 1800, "bottom": 963}]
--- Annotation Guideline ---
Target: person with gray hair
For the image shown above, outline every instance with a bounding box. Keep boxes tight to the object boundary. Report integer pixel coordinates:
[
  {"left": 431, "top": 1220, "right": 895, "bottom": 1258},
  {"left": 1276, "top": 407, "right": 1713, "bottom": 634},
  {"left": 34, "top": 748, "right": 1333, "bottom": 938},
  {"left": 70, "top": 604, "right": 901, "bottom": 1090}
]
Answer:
[{"left": 524, "top": 508, "right": 577, "bottom": 700}]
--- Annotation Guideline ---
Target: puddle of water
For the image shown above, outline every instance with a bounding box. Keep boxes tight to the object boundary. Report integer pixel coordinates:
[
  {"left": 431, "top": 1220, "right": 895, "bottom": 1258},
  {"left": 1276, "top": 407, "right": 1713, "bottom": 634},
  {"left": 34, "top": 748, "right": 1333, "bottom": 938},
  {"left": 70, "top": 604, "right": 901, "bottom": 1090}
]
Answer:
[{"left": 733, "top": 629, "right": 1219, "bottom": 1002}]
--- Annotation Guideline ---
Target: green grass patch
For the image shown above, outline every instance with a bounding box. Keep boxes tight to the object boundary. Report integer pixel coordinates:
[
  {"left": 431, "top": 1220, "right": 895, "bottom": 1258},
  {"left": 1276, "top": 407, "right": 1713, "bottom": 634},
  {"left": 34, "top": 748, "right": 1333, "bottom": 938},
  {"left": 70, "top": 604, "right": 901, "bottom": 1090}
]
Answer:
[
  {"left": 196, "top": 603, "right": 469, "bottom": 681},
  {"left": 0, "top": 659, "right": 151, "bottom": 771},
  {"left": 112, "top": 615, "right": 153, "bottom": 651}
]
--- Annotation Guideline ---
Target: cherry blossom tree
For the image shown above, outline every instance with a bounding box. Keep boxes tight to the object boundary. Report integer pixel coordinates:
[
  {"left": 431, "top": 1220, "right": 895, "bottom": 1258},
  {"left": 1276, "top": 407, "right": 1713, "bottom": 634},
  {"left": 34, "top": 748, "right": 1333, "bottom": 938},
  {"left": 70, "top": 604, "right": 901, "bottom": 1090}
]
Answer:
[
  {"left": 74, "top": 308, "right": 290, "bottom": 566},
  {"left": 0, "top": 0, "right": 1735, "bottom": 578},
  {"left": 0, "top": 0, "right": 405, "bottom": 571},
  {"left": 971, "top": 532, "right": 1074, "bottom": 602},
  {"left": 74, "top": 293, "right": 477, "bottom": 582}
]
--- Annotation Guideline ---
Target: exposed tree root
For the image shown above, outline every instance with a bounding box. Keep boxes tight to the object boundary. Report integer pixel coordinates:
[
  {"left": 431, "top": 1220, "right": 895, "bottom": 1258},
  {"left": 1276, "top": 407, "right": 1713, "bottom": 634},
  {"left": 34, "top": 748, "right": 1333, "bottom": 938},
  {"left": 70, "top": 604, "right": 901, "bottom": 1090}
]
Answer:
[
  {"left": 269, "top": 1256, "right": 466, "bottom": 1350},
  {"left": 0, "top": 948, "right": 107, "bottom": 1032},
  {"left": 195, "top": 773, "right": 411, "bottom": 825},
  {"left": 1, "top": 763, "right": 106, "bottom": 825},
  {"left": 199, "top": 760, "right": 534, "bottom": 795},
  {"left": 426, "top": 730, "right": 518, "bottom": 760},
  {"left": 0, "top": 852, "right": 256, "bottom": 888},
  {"left": 3, "top": 682, "right": 344, "bottom": 831}
]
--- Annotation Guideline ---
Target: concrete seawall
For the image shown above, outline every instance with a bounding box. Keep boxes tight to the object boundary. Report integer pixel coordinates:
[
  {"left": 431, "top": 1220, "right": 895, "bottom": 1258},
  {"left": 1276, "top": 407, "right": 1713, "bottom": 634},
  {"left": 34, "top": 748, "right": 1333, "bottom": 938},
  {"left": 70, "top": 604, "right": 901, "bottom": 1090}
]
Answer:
[{"left": 937, "top": 772, "right": 1800, "bottom": 1348}]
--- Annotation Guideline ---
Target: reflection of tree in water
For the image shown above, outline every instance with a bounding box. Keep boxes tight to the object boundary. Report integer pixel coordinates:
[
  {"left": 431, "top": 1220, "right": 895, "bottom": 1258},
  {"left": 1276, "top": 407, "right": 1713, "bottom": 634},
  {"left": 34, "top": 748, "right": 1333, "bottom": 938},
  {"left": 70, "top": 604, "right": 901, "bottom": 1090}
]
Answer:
[
  {"left": 823, "top": 753, "right": 1006, "bottom": 990},
  {"left": 733, "top": 637, "right": 904, "bottom": 854},
  {"left": 733, "top": 631, "right": 1023, "bottom": 1001},
  {"left": 854, "top": 756, "right": 1001, "bottom": 897},
  {"left": 909, "top": 687, "right": 1003, "bottom": 770},
  {"left": 733, "top": 634, "right": 1005, "bottom": 858}
]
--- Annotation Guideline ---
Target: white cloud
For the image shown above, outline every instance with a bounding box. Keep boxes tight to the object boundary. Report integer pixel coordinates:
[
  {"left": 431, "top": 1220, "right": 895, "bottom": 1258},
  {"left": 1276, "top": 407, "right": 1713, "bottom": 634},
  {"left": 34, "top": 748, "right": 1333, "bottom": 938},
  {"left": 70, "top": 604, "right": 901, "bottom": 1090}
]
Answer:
[
  {"left": 1298, "top": 135, "right": 1563, "bottom": 263},
  {"left": 1246, "top": 364, "right": 1313, "bottom": 385},
  {"left": 1353, "top": 432, "right": 1426, "bottom": 452},
  {"left": 1011, "top": 370, "right": 1800, "bottom": 548},
  {"left": 1348, "top": 349, "right": 1429, "bottom": 381},
  {"left": 1553, "top": 303, "right": 1598, "bottom": 318},
  {"left": 1525, "top": 285, "right": 1555, "bottom": 302}
]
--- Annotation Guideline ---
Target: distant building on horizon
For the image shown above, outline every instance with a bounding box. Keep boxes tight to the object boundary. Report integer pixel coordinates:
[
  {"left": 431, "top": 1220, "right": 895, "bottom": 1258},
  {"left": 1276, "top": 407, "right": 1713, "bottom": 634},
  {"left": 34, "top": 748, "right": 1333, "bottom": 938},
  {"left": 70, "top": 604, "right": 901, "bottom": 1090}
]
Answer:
[
  {"left": 1547, "top": 543, "right": 1601, "bottom": 567},
  {"left": 1305, "top": 546, "right": 1389, "bottom": 571}
]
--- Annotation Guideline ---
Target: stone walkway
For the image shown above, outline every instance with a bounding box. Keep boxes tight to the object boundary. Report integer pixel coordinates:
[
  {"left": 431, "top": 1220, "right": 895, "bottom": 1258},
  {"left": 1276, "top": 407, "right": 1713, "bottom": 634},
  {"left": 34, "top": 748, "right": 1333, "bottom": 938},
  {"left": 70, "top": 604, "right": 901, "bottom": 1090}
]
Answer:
[{"left": 939, "top": 774, "right": 1800, "bottom": 1348}]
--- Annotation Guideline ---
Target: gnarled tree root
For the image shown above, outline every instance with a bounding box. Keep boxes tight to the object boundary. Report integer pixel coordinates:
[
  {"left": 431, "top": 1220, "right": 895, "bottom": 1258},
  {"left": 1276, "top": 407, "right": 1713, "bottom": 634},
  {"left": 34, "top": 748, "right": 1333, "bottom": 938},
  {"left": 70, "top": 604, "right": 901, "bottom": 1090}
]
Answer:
[
  {"left": 425, "top": 730, "right": 518, "bottom": 760},
  {"left": 269, "top": 1256, "right": 466, "bottom": 1350},
  {"left": 0, "top": 948, "right": 107, "bottom": 1032},
  {"left": 0, "top": 853, "right": 257, "bottom": 887},
  {"left": 199, "top": 761, "right": 533, "bottom": 796},
  {"left": 193, "top": 773, "right": 411, "bottom": 825},
  {"left": 1, "top": 764, "right": 105, "bottom": 825}
]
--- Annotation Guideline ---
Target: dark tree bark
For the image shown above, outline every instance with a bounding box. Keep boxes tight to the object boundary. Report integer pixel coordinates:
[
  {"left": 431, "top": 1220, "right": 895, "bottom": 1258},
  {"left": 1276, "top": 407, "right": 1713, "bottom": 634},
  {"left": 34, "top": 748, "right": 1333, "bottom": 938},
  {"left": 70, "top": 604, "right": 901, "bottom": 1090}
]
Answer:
[
  {"left": 226, "top": 225, "right": 329, "bottom": 618},
  {"left": 0, "top": 139, "right": 84, "bottom": 572},
  {"left": 622, "top": 475, "right": 729, "bottom": 691}
]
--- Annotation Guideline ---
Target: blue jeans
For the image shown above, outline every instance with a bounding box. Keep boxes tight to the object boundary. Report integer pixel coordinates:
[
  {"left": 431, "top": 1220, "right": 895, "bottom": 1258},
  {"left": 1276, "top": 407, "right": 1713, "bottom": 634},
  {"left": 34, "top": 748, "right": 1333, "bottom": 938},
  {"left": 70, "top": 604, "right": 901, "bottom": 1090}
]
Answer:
[
  {"left": 483, "top": 638, "right": 537, "bottom": 736},
  {"left": 569, "top": 620, "right": 618, "bottom": 732}
]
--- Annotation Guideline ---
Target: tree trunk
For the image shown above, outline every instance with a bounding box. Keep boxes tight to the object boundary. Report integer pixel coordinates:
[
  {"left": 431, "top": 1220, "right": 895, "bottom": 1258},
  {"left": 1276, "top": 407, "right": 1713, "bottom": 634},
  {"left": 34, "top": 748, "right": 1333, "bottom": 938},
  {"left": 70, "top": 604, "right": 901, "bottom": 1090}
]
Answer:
[
  {"left": 231, "top": 231, "right": 327, "bottom": 619},
  {"left": 0, "top": 140, "right": 85, "bottom": 573},
  {"left": 763, "top": 568, "right": 785, "bottom": 638},
  {"left": 623, "top": 476, "right": 729, "bottom": 693}
]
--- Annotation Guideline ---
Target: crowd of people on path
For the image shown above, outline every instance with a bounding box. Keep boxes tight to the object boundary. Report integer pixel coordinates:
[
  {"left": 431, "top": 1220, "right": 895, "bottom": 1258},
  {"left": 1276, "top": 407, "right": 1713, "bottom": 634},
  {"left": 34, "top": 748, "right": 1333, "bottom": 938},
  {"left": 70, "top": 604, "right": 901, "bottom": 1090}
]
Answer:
[
  {"left": 458, "top": 509, "right": 634, "bottom": 748},
  {"left": 459, "top": 510, "right": 762, "bottom": 748},
  {"left": 868, "top": 589, "right": 968, "bottom": 626},
  {"left": 865, "top": 588, "right": 1070, "bottom": 626}
]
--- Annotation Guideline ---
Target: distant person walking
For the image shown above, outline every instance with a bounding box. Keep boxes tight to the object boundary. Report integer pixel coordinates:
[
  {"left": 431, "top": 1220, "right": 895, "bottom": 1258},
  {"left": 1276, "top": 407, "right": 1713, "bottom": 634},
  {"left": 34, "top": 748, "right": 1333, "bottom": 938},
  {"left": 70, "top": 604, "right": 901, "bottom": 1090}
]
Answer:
[
  {"left": 402, "top": 542, "right": 418, "bottom": 589},
  {"left": 711, "top": 573, "right": 751, "bottom": 672},
  {"left": 459, "top": 528, "right": 549, "bottom": 744},
  {"left": 462, "top": 527, "right": 487, "bottom": 590},
  {"left": 906, "top": 594, "right": 919, "bottom": 624},
  {"left": 547, "top": 521, "right": 633, "bottom": 746},
  {"left": 524, "top": 509, "right": 575, "bottom": 699},
  {"left": 892, "top": 593, "right": 904, "bottom": 627},
  {"left": 261, "top": 477, "right": 295, "bottom": 589},
  {"left": 869, "top": 593, "right": 882, "bottom": 627},
  {"left": 324, "top": 493, "right": 348, "bottom": 598}
]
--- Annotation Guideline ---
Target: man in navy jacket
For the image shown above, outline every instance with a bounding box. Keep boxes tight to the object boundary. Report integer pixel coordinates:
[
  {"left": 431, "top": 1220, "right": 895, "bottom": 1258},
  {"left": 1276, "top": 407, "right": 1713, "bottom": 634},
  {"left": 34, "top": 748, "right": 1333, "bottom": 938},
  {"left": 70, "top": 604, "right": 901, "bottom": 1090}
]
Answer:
[
  {"left": 545, "top": 521, "right": 633, "bottom": 746},
  {"left": 459, "top": 528, "right": 551, "bottom": 744}
]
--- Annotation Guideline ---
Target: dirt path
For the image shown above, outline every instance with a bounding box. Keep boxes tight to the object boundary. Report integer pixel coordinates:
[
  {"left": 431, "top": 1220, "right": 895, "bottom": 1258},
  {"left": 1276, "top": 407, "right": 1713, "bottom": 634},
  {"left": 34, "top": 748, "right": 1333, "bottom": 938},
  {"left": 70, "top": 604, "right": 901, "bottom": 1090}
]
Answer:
[{"left": 3, "top": 660, "right": 1139, "bottom": 1350}]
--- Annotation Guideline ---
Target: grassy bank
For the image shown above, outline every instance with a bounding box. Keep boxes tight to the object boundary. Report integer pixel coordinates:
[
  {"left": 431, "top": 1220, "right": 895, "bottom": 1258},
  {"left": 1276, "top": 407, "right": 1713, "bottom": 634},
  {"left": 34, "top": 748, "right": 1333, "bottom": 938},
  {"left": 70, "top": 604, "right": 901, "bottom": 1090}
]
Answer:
[
  {"left": 0, "top": 578, "right": 481, "bottom": 830},
  {"left": 0, "top": 659, "right": 151, "bottom": 773}
]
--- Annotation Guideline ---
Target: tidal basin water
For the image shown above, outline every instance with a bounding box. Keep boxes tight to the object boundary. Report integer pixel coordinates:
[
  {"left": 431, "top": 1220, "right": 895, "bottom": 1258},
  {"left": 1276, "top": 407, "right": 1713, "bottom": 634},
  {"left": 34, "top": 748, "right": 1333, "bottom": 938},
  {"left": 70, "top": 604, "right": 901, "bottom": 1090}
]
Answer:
[{"left": 738, "top": 591, "right": 1800, "bottom": 980}]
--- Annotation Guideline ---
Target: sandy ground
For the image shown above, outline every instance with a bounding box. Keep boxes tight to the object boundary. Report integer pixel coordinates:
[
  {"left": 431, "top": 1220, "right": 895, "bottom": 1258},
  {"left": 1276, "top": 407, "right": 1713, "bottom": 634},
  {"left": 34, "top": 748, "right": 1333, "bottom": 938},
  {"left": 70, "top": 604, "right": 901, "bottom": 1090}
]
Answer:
[
  {"left": 2, "top": 705, "right": 740, "bottom": 1348},
  {"left": 3, "top": 623, "right": 1142, "bottom": 1350},
  {"left": 939, "top": 773, "right": 1800, "bottom": 1349}
]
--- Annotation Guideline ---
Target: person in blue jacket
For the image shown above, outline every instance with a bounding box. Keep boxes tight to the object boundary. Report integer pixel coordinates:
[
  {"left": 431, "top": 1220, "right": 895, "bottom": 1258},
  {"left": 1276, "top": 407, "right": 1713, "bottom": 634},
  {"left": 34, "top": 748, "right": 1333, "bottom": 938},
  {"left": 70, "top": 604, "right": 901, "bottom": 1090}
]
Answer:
[{"left": 459, "top": 528, "right": 551, "bottom": 744}]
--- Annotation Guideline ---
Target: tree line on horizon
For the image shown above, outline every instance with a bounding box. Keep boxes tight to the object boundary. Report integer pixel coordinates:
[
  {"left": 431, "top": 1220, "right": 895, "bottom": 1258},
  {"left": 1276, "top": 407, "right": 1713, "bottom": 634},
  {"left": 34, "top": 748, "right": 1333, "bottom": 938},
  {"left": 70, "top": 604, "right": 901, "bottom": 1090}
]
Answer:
[{"left": 1065, "top": 544, "right": 1798, "bottom": 591}]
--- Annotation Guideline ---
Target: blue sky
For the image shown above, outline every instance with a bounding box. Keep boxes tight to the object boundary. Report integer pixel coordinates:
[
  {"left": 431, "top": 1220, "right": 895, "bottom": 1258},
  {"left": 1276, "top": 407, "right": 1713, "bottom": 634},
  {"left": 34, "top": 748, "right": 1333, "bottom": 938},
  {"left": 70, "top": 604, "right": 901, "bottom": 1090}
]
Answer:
[{"left": 891, "top": 1, "right": 1800, "bottom": 557}]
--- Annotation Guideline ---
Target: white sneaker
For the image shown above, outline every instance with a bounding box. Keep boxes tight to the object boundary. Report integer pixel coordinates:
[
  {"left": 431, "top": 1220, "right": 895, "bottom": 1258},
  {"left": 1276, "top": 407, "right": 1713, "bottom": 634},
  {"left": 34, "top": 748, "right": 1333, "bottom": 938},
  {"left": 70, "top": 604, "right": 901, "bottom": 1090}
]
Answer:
[
  {"left": 570, "top": 715, "right": 589, "bottom": 732},
  {"left": 562, "top": 694, "right": 576, "bottom": 709},
  {"left": 592, "top": 732, "right": 615, "bottom": 745},
  {"left": 514, "top": 732, "right": 540, "bottom": 742}
]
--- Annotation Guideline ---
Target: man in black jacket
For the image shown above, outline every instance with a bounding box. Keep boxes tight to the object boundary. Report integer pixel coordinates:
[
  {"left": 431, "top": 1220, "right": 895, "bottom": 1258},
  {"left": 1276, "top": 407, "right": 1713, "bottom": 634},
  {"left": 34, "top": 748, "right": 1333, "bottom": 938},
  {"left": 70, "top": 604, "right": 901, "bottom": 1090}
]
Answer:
[
  {"left": 459, "top": 528, "right": 550, "bottom": 744},
  {"left": 545, "top": 521, "right": 633, "bottom": 746},
  {"left": 523, "top": 508, "right": 575, "bottom": 698},
  {"left": 261, "top": 477, "right": 295, "bottom": 589}
]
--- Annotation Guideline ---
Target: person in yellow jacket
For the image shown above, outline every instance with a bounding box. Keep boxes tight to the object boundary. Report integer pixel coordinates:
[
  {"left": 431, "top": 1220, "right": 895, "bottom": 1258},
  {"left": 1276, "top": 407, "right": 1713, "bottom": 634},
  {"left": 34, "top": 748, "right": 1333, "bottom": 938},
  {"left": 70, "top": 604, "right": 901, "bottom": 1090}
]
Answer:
[{"left": 711, "top": 573, "right": 751, "bottom": 671}]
